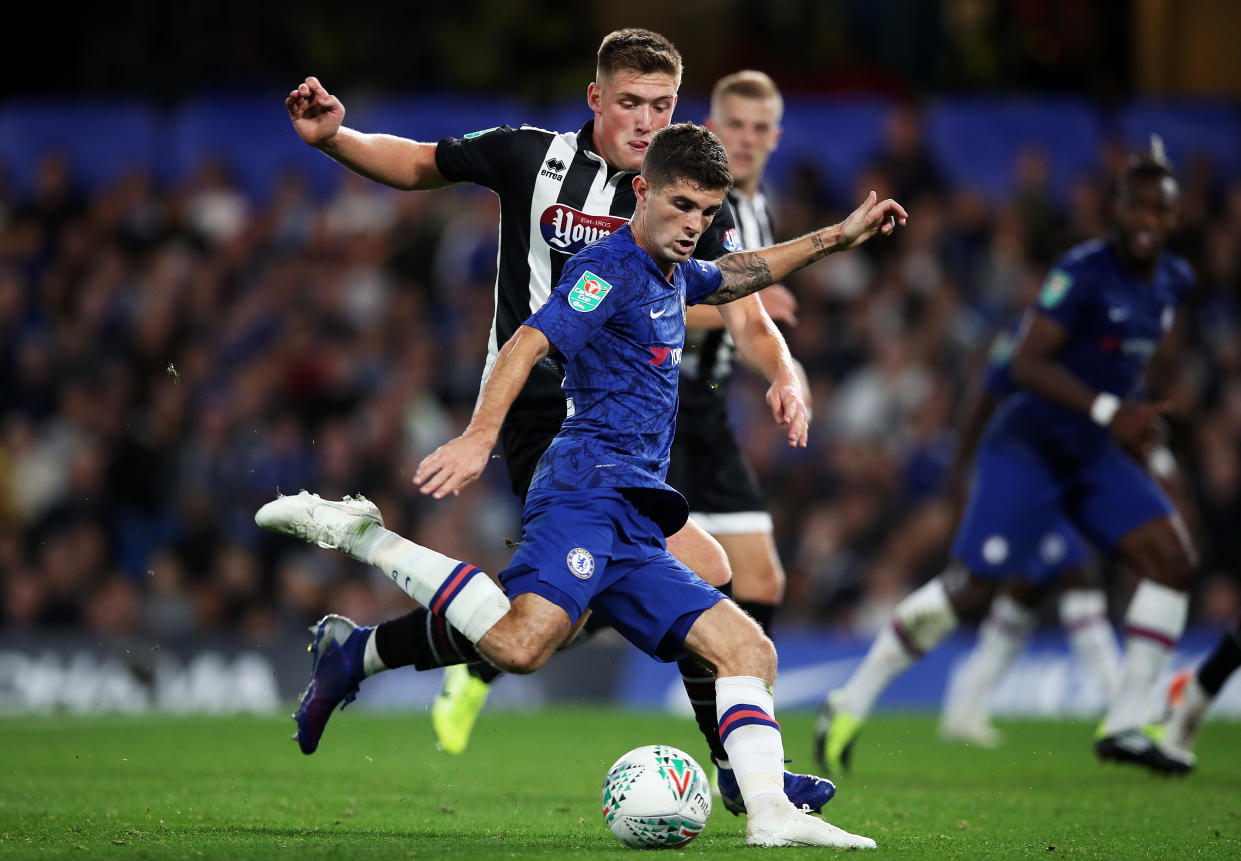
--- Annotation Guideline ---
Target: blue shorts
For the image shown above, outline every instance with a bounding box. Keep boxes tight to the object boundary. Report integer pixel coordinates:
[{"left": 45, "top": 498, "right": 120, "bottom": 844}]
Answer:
[
  {"left": 952, "top": 438, "right": 1171, "bottom": 580},
  {"left": 499, "top": 488, "right": 725, "bottom": 662},
  {"left": 1021, "top": 520, "right": 1091, "bottom": 583}
]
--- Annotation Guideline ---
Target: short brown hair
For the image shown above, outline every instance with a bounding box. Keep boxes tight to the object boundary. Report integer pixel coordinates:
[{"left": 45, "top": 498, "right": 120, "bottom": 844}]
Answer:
[
  {"left": 710, "top": 70, "right": 784, "bottom": 122},
  {"left": 596, "top": 28, "right": 682, "bottom": 88},
  {"left": 642, "top": 123, "right": 732, "bottom": 192}
]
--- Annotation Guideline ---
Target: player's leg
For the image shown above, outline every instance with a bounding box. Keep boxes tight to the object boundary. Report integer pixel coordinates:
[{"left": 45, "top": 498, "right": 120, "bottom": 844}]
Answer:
[
  {"left": 666, "top": 521, "right": 823, "bottom": 816},
  {"left": 940, "top": 525, "right": 1097, "bottom": 747},
  {"left": 938, "top": 578, "right": 1043, "bottom": 748},
  {"left": 678, "top": 602, "right": 871, "bottom": 849},
  {"left": 714, "top": 529, "right": 785, "bottom": 632},
  {"left": 602, "top": 557, "right": 870, "bottom": 849},
  {"left": 664, "top": 520, "right": 733, "bottom": 790},
  {"left": 816, "top": 441, "right": 1056, "bottom": 774},
  {"left": 1163, "top": 614, "right": 1241, "bottom": 759},
  {"left": 254, "top": 490, "right": 566, "bottom": 753},
  {"left": 1057, "top": 573, "right": 1121, "bottom": 703},
  {"left": 816, "top": 565, "right": 996, "bottom": 773},
  {"left": 1075, "top": 448, "right": 1196, "bottom": 772}
]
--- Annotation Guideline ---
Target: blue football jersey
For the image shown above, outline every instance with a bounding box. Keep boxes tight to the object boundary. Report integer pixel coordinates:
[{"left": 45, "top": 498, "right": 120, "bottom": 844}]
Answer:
[
  {"left": 987, "top": 239, "right": 1194, "bottom": 456},
  {"left": 524, "top": 225, "right": 723, "bottom": 502}
]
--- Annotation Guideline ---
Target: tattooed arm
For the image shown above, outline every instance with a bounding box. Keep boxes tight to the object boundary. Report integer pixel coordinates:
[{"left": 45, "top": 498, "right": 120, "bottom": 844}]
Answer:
[{"left": 702, "top": 191, "right": 907, "bottom": 305}]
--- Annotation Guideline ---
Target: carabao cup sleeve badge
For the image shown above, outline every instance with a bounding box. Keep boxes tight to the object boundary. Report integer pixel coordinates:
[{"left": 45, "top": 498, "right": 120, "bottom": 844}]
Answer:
[
  {"left": 567, "top": 271, "right": 613, "bottom": 312},
  {"left": 566, "top": 547, "right": 595, "bottom": 579}
]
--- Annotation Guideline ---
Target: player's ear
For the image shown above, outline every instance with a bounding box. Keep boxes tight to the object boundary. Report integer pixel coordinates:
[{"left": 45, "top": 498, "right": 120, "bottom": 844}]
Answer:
[
  {"left": 587, "top": 81, "right": 602, "bottom": 114},
  {"left": 633, "top": 174, "right": 649, "bottom": 203}
]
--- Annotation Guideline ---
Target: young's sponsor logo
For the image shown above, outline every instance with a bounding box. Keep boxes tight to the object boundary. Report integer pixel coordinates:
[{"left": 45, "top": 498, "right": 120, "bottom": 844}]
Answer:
[{"left": 540, "top": 206, "right": 628, "bottom": 254}]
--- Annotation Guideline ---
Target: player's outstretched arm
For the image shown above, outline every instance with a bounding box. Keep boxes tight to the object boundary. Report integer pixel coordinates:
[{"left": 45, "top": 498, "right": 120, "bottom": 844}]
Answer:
[
  {"left": 701, "top": 191, "right": 907, "bottom": 306},
  {"left": 719, "top": 296, "right": 809, "bottom": 447},
  {"left": 286, "top": 76, "right": 450, "bottom": 191},
  {"left": 414, "top": 326, "right": 550, "bottom": 499}
]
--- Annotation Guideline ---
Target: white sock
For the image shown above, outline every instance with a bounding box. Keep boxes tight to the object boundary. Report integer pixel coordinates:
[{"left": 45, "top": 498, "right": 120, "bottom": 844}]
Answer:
[
  {"left": 1059, "top": 589, "right": 1120, "bottom": 699},
  {"left": 943, "top": 594, "right": 1035, "bottom": 723},
  {"left": 837, "top": 577, "right": 958, "bottom": 720},
  {"left": 371, "top": 531, "right": 511, "bottom": 642},
  {"left": 715, "top": 676, "right": 784, "bottom": 811},
  {"left": 362, "top": 630, "right": 387, "bottom": 677},
  {"left": 1103, "top": 580, "right": 1188, "bottom": 735}
]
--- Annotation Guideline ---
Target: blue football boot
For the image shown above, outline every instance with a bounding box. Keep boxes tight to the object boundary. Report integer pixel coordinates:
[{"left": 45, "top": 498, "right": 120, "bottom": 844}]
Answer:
[
  {"left": 715, "top": 757, "right": 837, "bottom": 816},
  {"left": 293, "top": 614, "right": 371, "bottom": 754}
]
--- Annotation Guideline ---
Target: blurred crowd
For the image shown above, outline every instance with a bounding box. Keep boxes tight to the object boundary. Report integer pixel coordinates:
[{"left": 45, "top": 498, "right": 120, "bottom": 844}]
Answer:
[{"left": 1, "top": 103, "right": 1239, "bottom": 645}]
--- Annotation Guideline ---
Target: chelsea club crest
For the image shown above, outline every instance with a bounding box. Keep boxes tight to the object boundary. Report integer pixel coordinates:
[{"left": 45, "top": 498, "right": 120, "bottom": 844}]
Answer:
[{"left": 566, "top": 547, "right": 595, "bottom": 579}]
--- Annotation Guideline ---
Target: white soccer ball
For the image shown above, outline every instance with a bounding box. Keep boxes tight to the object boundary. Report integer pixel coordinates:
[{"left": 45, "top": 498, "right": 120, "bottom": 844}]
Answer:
[{"left": 600, "top": 744, "right": 712, "bottom": 849}]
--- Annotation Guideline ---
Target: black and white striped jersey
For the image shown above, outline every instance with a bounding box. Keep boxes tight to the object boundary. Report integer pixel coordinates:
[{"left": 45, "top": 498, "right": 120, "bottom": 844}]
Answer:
[
  {"left": 679, "top": 187, "right": 776, "bottom": 407},
  {"left": 435, "top": 120, "right": 740, "bottom": 410}
]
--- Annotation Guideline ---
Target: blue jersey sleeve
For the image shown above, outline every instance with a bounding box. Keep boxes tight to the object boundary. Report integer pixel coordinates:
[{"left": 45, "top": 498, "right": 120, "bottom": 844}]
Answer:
[
  {"left": 682, "top": 258, "right": 723, "bottom": 305},
  {"left": 1034, "top": 257, "right": 1092, "bottom": 330},
  {"left": 526, "top": 256, "right": 620, "bottom": 356}
]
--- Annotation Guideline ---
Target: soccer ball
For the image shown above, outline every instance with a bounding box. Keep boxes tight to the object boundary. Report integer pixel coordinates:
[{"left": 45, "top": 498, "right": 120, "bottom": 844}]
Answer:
[{"left": 600, "top": 744, "right": 712, "bottom": 849}]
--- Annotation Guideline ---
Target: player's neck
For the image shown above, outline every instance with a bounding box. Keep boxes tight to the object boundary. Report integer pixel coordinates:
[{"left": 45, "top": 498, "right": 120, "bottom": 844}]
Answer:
[{"left": 1110, "top": 236, "right": 1157, "bottom": 282}]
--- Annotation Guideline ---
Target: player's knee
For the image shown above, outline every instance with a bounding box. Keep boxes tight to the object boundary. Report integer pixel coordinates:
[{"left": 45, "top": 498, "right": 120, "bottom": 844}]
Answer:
[
  {"left": 1151, "top": 534, "right": 1197, "bottom": 589},
  {"left": 490, "top": 641, "right": 553, "bottom": 675},
  {"left": 717, "top": 629, "right": 776, "bottom": 680}
]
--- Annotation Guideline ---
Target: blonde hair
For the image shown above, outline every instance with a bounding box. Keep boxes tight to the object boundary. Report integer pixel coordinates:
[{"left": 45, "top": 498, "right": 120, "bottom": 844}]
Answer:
[{"left": 710, "top": 70, "right": 784, "bottom": 123}]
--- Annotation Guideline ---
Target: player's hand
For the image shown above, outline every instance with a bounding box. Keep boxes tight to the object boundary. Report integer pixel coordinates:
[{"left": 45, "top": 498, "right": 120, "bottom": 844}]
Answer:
[
  {"left": 759, "top": 284, "right": 798, "bottom": 326},
  {"left": 838, "top": 191, "right": 908, "bottom": 250},
  {"left": 766, "top": 375, "right": 809, "bottom": 448},
  {"left": 413, "top": 433, "right": 493, "bottom": 499},
  {"left": 287, "top": 76, "right": 345, "bottom": 147},
  {"left": 1110, "top": 400, "right": 1172, "bottom": 460}
]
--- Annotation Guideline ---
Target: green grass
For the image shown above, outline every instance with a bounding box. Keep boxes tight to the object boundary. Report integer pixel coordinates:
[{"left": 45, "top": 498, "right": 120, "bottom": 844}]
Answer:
[{"left": 1, "top": 709, "right": 1238, "bottom": 858}]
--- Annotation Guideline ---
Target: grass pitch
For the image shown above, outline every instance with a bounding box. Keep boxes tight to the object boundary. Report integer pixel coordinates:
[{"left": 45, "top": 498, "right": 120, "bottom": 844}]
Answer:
[{"left": 1, "top": 708, "right": 1238, "bottom": 858}]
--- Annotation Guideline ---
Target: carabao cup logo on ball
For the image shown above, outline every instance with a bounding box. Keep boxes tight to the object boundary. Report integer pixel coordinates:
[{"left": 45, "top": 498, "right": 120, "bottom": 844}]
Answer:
[{"left": 541, "top": 205, "right": 627, "bottom": 255}]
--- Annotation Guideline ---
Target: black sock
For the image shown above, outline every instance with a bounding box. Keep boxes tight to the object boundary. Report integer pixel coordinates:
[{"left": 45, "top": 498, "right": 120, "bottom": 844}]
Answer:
[
  {"left": 678, "top": 654, "right": 728, "bottom": 763},
  {"left": 737, "top": 599, "right": 777, "bottom": 637},
  {"left": 1198, "top": 619, "right": 1241, "bottom": 697},
  {"left": 373, "top": 607, "right": 482, "bottom": 671},
  {"left": 467, "top": 662, "right": 504, "bottom": 684}
]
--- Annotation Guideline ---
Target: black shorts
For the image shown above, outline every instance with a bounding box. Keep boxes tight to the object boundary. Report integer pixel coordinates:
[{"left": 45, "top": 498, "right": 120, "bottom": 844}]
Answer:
[
  {"left": 666, "top": 398, "right": 772, "bottom": 534},
  {"left": 497, "top": 398, "right": 567, "bottom": 502}
]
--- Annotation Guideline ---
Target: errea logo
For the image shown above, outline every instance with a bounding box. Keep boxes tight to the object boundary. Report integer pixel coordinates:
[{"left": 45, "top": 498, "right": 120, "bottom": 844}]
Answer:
[{"left": 541, "top": 157, "right": 567, "bottom": 181}]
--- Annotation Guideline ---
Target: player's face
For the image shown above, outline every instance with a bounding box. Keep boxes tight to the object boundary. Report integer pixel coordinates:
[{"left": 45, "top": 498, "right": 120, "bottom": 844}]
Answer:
[
  {"left": 588, "top": 70, "right": 678, "bottom": 172},
  {"left": 706, "top": 94, "right": 781, "bottom": 191},
  {"left": 633, "top": 175, "right": 726, "bottom": 272},
  {"left": 1116, "top": 175, "right": 1179, "bottom": 263}
]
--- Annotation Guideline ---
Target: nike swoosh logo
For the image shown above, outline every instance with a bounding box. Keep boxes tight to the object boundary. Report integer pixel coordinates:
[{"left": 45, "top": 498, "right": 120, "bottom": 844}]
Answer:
[{"left": 650, "top": 306, "right": 668, "bottom": 318}]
